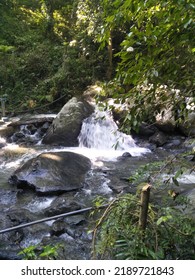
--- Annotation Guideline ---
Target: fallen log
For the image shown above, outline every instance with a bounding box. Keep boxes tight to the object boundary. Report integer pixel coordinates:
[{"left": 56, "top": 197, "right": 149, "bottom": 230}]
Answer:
[{"left": 8, "top": 117, "right": 54, "bottom": 127}]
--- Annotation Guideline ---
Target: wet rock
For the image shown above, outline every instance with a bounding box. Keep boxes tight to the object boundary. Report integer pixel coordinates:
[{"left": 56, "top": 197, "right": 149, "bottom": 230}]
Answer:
[
  {"left": 0, "top": 208, "right": 37, "bottom": 258},
  {"left": 44, "top": 193, "right": 82, "bottom": 216},
  {"left": 6, "top": 115, "right": 55, "bottom": 145},
  {"left": 137, "top": 122, "right": 157, "bottom": 137},
  {"left": 117, "top": 152, "right": 132, "bottom": 161},
  {"left": 42, "top": 97, "right": 94, "bottom": 146},
  {"left": 8, "top": 115, "right": 55, "bottom": 128},
  {"left": 65, "top": 215, "right": 86, "bottom": 226},
  {"left": 13, "top": 131, "right": 25, "bottom": 139},
  {"left": 149, "top": 131, "right": 168, "bottom": 147},
  {"left": 26, "top": 124, "right": 37, "bottom": 134},
  {"left": 51, "top": 220, "right": 67, "bottom": 236},
  {"left": 122, "top": 152, "right": 132, "bottom": 157},
  {"left": 9, "top": 151, "right": 91, "bottom": 194},
  {"left": 40, "top": 122, "right": 50, "bottom": 134},
  {"left": 5, "top": 208, "right": 36, "bottom": 226},
  {"left": 0, "top": 125, "right": 15, "bottom": 139},
  {"left": 163, "top": 137, "right": 183, "bottom": 149},
  {"left": 0, "top": 247, "right": 21, "bottom": 260},
  {"left": 0, "top": 141, "right": 6, "bottom": 149}
]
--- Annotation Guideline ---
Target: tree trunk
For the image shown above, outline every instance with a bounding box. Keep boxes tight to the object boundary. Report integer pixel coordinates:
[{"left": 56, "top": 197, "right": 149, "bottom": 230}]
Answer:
[
  {"left": 106, "top": 31, "right": 113, "bottom": 80},
  {"left": 1, "top": 99, "right": 6, "bottom": 117},
  {"left": 139, "top": 184, "right": 151, "bottom": 231},
  {"left": 44, "top": 0, "right": 55, "bottom": 38}
]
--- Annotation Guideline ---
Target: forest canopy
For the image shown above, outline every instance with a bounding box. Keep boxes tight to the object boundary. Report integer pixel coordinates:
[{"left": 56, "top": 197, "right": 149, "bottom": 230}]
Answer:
[{"left": 0, "top": 0, "right": 194, "bottom": 129}]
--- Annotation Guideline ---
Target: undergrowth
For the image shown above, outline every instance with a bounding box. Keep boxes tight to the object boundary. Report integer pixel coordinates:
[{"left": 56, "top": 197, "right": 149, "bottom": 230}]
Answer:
[{"left": 92, "top": 153, "right": 195, "bottom": 260}]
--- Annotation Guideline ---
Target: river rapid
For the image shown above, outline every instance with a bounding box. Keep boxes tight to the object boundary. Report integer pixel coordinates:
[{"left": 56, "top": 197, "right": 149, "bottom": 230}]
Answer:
[{"left": 0, "top": 110, "right": 194, "bottom": 259}]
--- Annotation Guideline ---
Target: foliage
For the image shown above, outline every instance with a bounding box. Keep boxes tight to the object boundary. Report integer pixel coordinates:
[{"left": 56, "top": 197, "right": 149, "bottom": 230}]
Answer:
[
  {"left": 0, "top": 0, "right": 107, "bottom": 114},
  {"left": 18, "top": 243, "right": 62, "bottom": 260},
  {"left": 0, "top": 0, "right": 194, "bottom": 128},
  {"left": 93, "top": 193, "right": 195, "bottom": 260},
  {"left": 97, "top": 0, "right": 195, "bottom": 131},
  {"left": 92, "top": 153, "right": 195, "bottom": 260},
  {"left": 127, "top": 153, "right": 194, "bottom": 189}
]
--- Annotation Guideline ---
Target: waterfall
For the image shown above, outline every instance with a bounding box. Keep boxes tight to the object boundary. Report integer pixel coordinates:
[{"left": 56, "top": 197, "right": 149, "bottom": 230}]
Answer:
[
  {"left": 77, "top": 108, "right": 149, "bottom": 160},
  {"left": 78, "top": 109, "right": 136, "bottom": 150}
]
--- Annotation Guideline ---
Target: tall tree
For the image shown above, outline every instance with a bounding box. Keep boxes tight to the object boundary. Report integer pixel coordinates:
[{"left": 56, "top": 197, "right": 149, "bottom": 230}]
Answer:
[{"left": 98, "top": 0, "right": 195, "bottom": 129}]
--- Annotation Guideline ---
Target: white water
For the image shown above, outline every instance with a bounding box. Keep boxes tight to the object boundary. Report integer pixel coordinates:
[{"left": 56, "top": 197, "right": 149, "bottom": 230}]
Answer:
[
  {"left": 77, "top": 109, "right": 150, "bottom": 160},
  {"left": 0, "top": 136, "right": 6, "bottom": 144},
  {"left": 78, "top": 109, "right": 136, "bottom": 150},
  {"left": 0, "top": 110, "right": 150, "bottom": 171}
]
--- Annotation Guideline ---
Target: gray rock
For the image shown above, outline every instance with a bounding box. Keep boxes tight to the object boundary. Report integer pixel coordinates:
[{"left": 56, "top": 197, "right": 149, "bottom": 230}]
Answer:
[
  {"left": 51, "top": 220, "right": 67, "bottom": 236},
  {"left": 0, "top": 208, "right": 36, "bottom": 248},
  {"left": 149, "top": 131, "right": 168, "bottom": 147},
  {"left": 122, "top": 152, "right": 132, "bottom": 157},
  {"left": 26, "top": 124, "right": 37, "bottom": 134},
  {"left": 0, "top": 250, "right": 21, "bottom": 260},
  {"left": 42, "top": 97, "right": 94, "bottom": 146},
  {"left": 138, "top": 122, "right": 157, "bottom": 136},
  {"left": 13, "top": 131, "right": 25, "bottom": 139},
  {"left": 9, "top": 151, "right": 91, "bottom": 194},
  {"left": 8, "top": 115, "right": 55, "bottom": 128},
  {"left": 163, "top": 137, "right": 183, "bottom": 149},
  {"left": 44, "top": 193, "right": 82, "bottom": 216},
  {"left": 0, "top": 142, "right": 6, "bottom": 149},
  {"left": 40, "top": 122, "right": 50, "bottom": 133}
]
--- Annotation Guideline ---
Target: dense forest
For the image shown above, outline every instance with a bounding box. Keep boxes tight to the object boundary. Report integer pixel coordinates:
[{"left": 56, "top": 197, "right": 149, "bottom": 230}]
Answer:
[{"left": 0, "top": 0, "right": 194, "bottom": 130}]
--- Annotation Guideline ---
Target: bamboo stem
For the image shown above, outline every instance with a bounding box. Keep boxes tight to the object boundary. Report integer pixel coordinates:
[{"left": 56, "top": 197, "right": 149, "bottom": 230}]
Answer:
[{"left": 139, "top": 184, "right": 151, "bottom": 231}]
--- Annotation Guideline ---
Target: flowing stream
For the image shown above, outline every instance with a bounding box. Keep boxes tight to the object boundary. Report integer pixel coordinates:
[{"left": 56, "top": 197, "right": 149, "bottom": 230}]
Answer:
[{"left": 0, "top": 109, "right": 194, "bottom": 259}]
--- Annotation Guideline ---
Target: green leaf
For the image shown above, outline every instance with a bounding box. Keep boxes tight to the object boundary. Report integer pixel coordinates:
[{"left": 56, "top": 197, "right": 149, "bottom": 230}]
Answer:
[
  {"left": 184, "top": 18, "right": 193, "bottom": 28},
  {"left": 174, "top": 169, "right": 183, "bottom": 179},
  {"left": 157, "top": 215, "right": 172, "bottom": 225},
  {"left": 172, "top": 177, "right": 179, "bottom": 186}
]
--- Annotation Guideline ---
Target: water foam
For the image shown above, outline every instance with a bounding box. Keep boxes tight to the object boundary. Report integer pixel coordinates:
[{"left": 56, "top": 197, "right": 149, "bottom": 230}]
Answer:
[{"left": 77, "top": 108, "right": 150, "bottom": 160}]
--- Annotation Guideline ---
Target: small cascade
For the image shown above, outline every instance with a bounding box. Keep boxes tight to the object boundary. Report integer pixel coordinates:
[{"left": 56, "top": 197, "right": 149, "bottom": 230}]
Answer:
[
  {"left": 77, "top": 108, "right": 150, "bottom": 160},
  {"left": 11, "top": 124, "right": 43, "bottom": 145},
  {"left": 78, "top": 109, "right": 136, "bottom": 150}
]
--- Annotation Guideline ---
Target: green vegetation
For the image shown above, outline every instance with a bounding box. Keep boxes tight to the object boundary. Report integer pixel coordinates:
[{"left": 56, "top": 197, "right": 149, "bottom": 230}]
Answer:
[
  {"left": 92, "top": 193, "right": 195, "bottom": 259},
  {"left": 92, "top": 155, "right": 195, "bottom": 260},
  {"left": 98, "top": 0, "right": 195, "bottom": 131},
  {"left": 18, "top": 243, "right": 63, "bottom": 260},
  {"left": 0, "top": 0, "right": 194, "bottom": 123},
  {"left": 0, "top": 0, "right": 107, "bottom": 113}
]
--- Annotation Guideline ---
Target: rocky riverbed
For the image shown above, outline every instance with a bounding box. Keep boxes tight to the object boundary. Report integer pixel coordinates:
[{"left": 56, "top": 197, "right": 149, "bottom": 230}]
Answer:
[{"left": 0, "top": 97, "right": 194, "bottom": 260}]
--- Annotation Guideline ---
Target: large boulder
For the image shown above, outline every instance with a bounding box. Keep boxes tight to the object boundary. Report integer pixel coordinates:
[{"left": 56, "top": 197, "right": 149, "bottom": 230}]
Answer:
[
  {"left": 42, "top": 97, "right": 94, "bottom": 146},
  {"left": 9, "top": 151, "right": 91, "bottom": 194}
]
